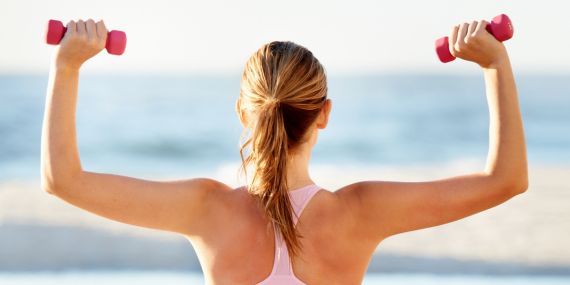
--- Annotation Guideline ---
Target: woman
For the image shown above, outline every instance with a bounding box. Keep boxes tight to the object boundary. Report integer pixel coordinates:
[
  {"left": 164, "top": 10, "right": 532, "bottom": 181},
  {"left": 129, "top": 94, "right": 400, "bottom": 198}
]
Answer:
[{"left": 42, "top": 19, "right": 528, "bottom": 284}]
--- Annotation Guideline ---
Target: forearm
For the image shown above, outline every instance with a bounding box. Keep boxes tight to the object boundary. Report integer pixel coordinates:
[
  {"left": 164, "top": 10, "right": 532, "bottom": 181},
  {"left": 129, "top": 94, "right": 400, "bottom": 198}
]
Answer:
[
  {"left": 482, "top": 55, "right": 528, "bottom": 191},
  {"left": 41, "top": 66, "right": 83, "bottom": 191}
]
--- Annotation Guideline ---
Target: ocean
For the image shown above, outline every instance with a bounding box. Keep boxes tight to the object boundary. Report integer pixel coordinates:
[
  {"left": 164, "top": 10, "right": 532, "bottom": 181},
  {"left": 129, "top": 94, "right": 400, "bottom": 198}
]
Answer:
[{"left": 0, "top": 74, "right": 569, "bottom": 180}]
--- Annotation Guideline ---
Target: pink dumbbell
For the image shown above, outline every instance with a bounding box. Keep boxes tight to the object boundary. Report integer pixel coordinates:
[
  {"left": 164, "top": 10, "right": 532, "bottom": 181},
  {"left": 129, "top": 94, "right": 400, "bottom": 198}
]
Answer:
[
  {"left": 435, "top": 14, "right": 514, "bottom": 63},
  {"left": 45, "top": 19, "right": 127, "bottom": 56}
]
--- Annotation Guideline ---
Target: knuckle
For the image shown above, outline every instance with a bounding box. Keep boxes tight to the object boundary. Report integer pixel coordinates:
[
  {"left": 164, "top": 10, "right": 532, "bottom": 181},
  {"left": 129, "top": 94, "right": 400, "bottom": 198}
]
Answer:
[
  {"left": 449, "top": 48, "right": 457, "bottom": 57},
  {"left": 469, "top": 32, "right": 479, "bottom": 39},
  {"left": 453, "top": 43, "right": 462, "bottom": 52}
]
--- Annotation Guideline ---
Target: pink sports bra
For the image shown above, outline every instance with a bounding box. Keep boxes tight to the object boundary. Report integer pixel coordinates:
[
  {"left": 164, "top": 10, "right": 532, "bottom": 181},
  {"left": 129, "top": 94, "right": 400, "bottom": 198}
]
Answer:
[{"left": 255, "top": 184, "right": 322, "bottom": 285}]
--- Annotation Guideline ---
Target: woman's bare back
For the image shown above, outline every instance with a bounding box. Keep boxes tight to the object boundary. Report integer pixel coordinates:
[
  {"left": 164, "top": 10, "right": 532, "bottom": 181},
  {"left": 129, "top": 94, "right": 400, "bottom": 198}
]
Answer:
[{"left": 189, "top": 184, "right": 375, "bottom": 285}]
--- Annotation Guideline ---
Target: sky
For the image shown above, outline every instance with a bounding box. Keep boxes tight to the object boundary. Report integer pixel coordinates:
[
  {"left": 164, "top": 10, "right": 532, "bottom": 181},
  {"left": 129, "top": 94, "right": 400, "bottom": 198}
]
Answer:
[{"left": 0, "top": 0, "right": 569, "bottom": 74}]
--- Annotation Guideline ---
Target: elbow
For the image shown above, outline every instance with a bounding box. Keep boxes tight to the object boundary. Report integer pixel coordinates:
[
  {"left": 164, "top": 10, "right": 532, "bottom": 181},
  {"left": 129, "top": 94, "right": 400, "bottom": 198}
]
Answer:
[
  {"left": 485, "top": 166, "right": 529, "bottom": 197},
  {"left": 513, "top": 176, "right": 529, "bottom": 195},
  {"left": 41, "top": 174, "right": 60, "bottom": 195},
  {"left": 499, "top": 174, "right": 529, "bottom": 197},
  {"left": 512, "top": 167, "right": 529, "bottom": 195},
  {"left": 40, "top": 169, "right": 55, "bottom": 195},
  {"left": 40, "top": 168, "right": 81, "bottom": 196},
  {"left": 42, "top": 183, "right": 54, "bottom": 195}
]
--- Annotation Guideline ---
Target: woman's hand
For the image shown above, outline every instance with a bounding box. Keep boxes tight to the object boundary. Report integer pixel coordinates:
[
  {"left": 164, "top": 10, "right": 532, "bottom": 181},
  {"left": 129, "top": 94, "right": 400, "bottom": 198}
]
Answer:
[
  {"left": 54, "top": 19, "right": 108, "bottom": 70},
  {"left": 449, "top": 20, "right": 508, "bottom": 68}
]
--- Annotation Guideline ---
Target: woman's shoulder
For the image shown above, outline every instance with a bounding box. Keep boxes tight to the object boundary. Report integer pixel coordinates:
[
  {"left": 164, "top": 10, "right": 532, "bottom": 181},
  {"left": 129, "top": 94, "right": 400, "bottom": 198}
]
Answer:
[
  {"left": 325, "top": 182, "right": 362, "bottom": 206},
  {"left": 181, "top": 178, "right": 236, "bottom": 207}
]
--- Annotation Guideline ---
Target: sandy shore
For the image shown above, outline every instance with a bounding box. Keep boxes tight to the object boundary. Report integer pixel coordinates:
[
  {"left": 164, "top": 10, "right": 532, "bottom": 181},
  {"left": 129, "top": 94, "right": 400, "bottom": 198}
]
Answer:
[{"left": 1, "top": 164, "right": 569, "bottom": 274}]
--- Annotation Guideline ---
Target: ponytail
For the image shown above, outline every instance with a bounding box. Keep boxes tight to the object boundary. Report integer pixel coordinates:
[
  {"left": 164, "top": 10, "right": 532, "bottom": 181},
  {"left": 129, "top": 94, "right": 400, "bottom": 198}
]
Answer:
[
  {"left": 240, "top": 98, "right": 301, "bottom": 256},
  {"left": 238, "top": 41, "right": 328, "bottom": 258}
]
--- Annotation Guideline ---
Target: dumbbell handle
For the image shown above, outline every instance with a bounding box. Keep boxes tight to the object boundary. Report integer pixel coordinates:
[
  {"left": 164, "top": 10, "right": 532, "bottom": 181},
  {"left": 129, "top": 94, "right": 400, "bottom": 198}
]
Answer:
[
  {"left": 45, "top": 19, "right": 127, "bottom": 56},
  {"left": 435, "top": 14, "right": 513, "bottom": 63}
]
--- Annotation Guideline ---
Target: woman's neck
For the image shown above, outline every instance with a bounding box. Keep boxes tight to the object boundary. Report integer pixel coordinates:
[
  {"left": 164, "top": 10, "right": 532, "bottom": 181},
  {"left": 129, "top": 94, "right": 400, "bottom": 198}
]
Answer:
[{"left": 285, "top": 145, "right": 314, "bottom": 190}]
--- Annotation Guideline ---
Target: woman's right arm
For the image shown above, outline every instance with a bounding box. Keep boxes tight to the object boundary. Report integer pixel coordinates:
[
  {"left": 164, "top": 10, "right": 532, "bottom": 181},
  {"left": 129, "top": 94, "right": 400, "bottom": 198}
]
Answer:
[{"left": 339, "top": 20, "right": 528, "bottom": 241}]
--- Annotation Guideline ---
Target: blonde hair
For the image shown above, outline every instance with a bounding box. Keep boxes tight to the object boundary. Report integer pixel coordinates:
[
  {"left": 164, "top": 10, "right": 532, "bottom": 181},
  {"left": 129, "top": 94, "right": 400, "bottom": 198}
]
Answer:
[{"left": 238, "top": 41, "right": 327, "bottom": 257}]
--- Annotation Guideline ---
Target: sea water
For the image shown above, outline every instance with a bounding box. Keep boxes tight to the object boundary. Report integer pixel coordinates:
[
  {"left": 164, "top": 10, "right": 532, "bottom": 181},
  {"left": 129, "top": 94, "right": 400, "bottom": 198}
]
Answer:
[{"left": 1, "top": 74, "right": 569, "bottom": 180}]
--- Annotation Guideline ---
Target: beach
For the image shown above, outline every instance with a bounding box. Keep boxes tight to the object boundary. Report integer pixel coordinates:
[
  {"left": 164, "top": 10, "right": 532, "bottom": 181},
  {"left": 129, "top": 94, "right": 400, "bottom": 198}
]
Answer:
[{"left": 1, "top": 164, "right": 568, "bottom": 274}]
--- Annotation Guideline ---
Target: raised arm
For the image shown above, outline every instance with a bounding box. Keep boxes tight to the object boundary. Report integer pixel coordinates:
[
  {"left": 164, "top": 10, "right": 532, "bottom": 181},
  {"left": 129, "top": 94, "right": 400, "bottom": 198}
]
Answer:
[
  {"left": 340, "top": 20, "right": 528, "bottom": 241},
  {"left": 40, "top": 19, "right": 229, "bottom": 236}
]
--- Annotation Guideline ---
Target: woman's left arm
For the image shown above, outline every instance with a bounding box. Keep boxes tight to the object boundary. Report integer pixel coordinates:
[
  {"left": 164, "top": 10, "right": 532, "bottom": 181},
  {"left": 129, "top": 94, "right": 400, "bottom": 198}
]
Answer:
[{"left": 41, "top": 19, "right": 228, "bottom": 236}]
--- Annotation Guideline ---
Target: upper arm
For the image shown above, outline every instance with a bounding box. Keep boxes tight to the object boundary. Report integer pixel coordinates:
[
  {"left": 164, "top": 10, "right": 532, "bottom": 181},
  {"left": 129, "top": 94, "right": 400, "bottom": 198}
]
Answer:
[
  {"left": 48, "top": 171, "right": 231, "bottom": 236},
  {"left": 339, "top": 172, "right": 523, "bottom": 241}
]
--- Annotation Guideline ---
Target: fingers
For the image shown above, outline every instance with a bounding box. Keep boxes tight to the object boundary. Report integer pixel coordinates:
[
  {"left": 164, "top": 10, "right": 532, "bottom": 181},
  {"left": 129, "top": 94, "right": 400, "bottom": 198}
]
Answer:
[
  {"left": 474, "top": 20, "right": 489, "bottom": 35},
  {"left": 452, "top": 20, "right": 484, "bottom": 54},
  {"left": 467, "top": 20, "right": 477, "bottom": 36},
  {"left": 85, "top": 19, "right": 96, "bottom": 40},
  {"left": 456, "top": 22, "right": 469, "bottom": 47},
  {"left": 65, "top": 20, "right": 77, "bottom": 36},
  {"left": 448, "top": 25, "right": 459, "bottom": 56},
  {"left": 96, "top": 20, "right": 108, "bottom": 39},
  {"left": 75, "top": 19, "right": 107, "bottom": 39},
  {"left": 67, "top": 19, "right": 107, "bottom": 46},
  {"left": 76, "top": 19, "right": 86, "bottom": 37}
]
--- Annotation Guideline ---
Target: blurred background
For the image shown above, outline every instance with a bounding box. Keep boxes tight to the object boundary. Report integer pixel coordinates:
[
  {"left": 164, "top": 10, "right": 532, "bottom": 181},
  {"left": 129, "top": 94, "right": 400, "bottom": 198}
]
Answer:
[{"left": 1, "top": 0, "right": 569, "bottom": 284}]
